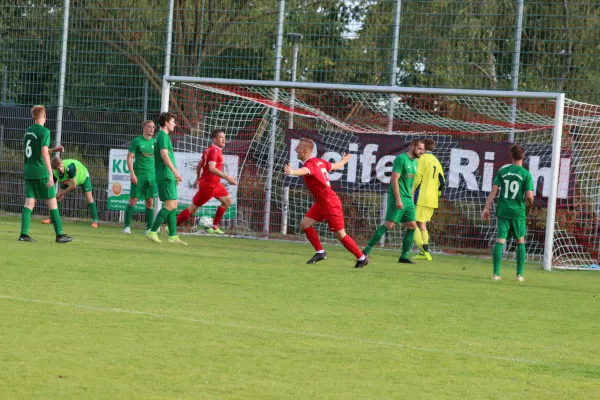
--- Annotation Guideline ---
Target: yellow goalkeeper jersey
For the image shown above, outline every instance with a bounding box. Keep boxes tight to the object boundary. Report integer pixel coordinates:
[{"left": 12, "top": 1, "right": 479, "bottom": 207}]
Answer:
[{"left": 413, "top": 152, "right": 445, "bottom": 209}]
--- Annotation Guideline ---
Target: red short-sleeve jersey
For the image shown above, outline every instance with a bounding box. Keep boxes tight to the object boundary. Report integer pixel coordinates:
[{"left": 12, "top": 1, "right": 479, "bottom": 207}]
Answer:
[
  {"left": 302, "top": 157, "right": 342, "bottom": 211},
  {"left": 199, "top": 145, "right": 224, "bottom": 186}
]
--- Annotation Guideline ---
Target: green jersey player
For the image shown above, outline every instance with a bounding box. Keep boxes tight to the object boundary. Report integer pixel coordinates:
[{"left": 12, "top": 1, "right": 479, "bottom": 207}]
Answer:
[
  {"left": 482, "top": 144, "right": 534, "bottom": 281},
  {"left": 19, "top": 105, "right": 73, "bottom": 243},
  {"left": 41, "top": 157, "right": 99, "bottom": 227},
  {"left": 364, "top": 139, "right": 424, "bottom": 263},
  {"left": 124, "top": 120, "right": 157, "bottom": 235}
]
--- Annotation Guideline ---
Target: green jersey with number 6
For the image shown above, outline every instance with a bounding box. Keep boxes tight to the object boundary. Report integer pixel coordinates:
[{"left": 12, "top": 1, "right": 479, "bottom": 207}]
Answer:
[
  {"left": 493, "top": 164, "right": 534, "bottom": 220},
  {"left": 23, "top": 124, "right": 51, "bottom": 179}
]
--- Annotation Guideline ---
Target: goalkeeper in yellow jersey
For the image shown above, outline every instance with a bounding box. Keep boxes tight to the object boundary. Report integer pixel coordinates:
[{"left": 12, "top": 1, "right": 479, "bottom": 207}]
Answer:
[{"left": 412, "top": 138, "right": 445, "bottom": 261}]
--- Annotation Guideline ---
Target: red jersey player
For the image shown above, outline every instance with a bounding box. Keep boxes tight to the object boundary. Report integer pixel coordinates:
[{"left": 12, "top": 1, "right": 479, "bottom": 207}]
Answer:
[
  {"left": 176, "top": 129, "right": 237, "bottom": 234},
  {"left": 283, "top": 138, "right": 369, "bottom": 268}
]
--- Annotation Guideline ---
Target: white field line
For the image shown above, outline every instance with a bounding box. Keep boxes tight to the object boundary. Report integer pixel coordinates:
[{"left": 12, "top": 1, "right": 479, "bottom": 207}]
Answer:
[{"left": 1, "top": 294, "right": 551, "bottom": 366}]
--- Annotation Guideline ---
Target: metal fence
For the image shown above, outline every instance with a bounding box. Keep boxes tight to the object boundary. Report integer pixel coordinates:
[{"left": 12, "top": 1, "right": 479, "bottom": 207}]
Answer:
[{"left": 2, "top": 0, "right": 600, "bottom": 222}]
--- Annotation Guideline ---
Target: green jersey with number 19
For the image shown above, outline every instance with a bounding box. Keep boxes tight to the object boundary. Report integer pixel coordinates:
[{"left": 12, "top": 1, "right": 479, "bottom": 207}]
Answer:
[
  {"left": 23, "top": 124, "right": 51, "bottom": 179},
  {"left": 492, "top": 164, "right": 534, "bottom": 220}
]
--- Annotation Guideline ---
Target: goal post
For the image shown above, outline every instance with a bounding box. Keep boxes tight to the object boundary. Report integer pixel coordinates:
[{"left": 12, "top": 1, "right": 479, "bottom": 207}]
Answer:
[{"left": 160, "top": 76, "right": 600, "bottom": 271}]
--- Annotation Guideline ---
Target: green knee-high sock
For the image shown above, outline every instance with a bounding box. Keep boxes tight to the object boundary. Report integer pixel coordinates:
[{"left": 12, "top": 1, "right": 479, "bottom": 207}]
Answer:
[
  {"left": 413, "top": 228, "right": 424, "bottom": 252},
  {"left": 167, "top": 209, "right": 177, "bottom": 236},
  {"left": 365, "top": 225, "right": 389, "bottom": 254},
  {"left": 493, "top": 243, "right": 504, "bottom": 276},
  {"left": 88, "top": 202, "right": 98, "bottom": 222},
  {"left": 124, "top": 205, "right": 134, "bottom": 228},
  {"left": 401, "top": 228, "right": 416, "bottom": 259},
  {"left": 21, "top": 207, "right": 32, "bottom": 235},
  {"left": 49, "top": 208, "right": 63, "bottom": 235},
  {"left": 150, "top": 207, "right": 171, "bottom": 232},
  {"left": 516, "top": 243, "right": 526, "bottom": 276},
  {"left": 145, "top": 207, "right": 154, "bottom": 231}
]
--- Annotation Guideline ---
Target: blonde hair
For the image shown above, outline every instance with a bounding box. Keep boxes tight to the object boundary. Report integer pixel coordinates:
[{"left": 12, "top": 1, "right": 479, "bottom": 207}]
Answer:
[
  {"left": 31, "top": 105, "right": 46, "bottom": 120},
  {"left": 299, "top": 138, "right": 316, "bottom": 151},
  {"left": 142, "top": 120, "right": 155, "bottom": 127}
]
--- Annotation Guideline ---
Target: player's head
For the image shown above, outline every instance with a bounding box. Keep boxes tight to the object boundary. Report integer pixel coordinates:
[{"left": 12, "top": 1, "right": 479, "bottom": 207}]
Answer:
[
  {"left": 409, "top": 139, "right": 425, "bottom": 159},
  {"left": 158, "top": 112, "right": 176, "bottom": 132},
  {"left": 295, "top": 138, "right": 315, "bottom": 161},
  {"left": 51, "top": 156, "right": 64, "bottom": 173},
  {"left": 142, "top": 120, "right": 155, "bottom": 137},
  {"left": 423, "top": 138, "right": 436, "bottom": 152},
  {"left": 211, "top": 129, "right": 226, "bottom": 148},
  {"left": 31, "top": 105, "right": 46, "bottom": 123},
  {"left": 510, "top": 144, "right": 525, "bottom": 162}
]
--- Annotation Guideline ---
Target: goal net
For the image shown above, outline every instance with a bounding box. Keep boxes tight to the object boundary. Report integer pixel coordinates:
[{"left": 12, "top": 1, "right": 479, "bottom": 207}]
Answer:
[{"left": 166, "top": 79, "right": 600, "bottom": 271}]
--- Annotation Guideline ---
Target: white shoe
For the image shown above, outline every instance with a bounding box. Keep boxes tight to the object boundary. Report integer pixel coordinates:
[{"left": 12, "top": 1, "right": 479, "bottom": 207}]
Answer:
[
  {"left": 516, "top": 275, "right": 525, "bottom": 282},
  {"left": 124, "top": 227, "right": 131, "bottom": 234},
  {"left": 145, "top": 229, "right": 150, "bottom": 237},
  {"left": 491, "top": 275, "right": 502, "bottom": 281}
]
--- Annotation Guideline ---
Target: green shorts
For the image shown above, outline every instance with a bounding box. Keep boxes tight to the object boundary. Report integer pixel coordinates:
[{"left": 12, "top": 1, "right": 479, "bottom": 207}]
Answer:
[
  {"left": 497, "top": 217, "right": 526, "bottom": 240},
  {"left": 24, "top": 178, "right": 56, "bottom": 200},
  {"left": 157, "top": 179, "right": 178, "bottom": 201},
  {"left": 385, "top": 195, "right": 416, "bottom": 224},
  {"left": 130, "top": 177, "right": 158, "bottom": 200},
  {"left": 59, "top": 176, "right": 93, "bottom": 193}
]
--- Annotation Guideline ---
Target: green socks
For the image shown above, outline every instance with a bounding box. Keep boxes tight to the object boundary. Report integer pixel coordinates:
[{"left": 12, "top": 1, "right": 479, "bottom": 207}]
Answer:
[
  {"left": 516, "top": 243, "right": 526, "bottom": 276},
  {"left": 49, "top": 208, "right": 63, "bottom": 235},
  {"left": 145, "top": 207, "right": 154, "bottom": 231},
  {"left": 365, "top": 225, "right": 389, "bottom": 254},
  {"left": 21, "top": 207, "right": 32, "bottom": 235},
  {"left": 151, "top": 207, "right": 171, "bottom": 233},
  {"left": 493, "top": 242, "right": 503, "bottom": 276},
  {"left": 167, "top": 209, "right": 177, "bottom": 236},
  {"left": 88, "top": 202, "right": 98, "bottom": 222},
  {"left": 124, "top": 205, "right": 134, "bottom": 228},
  {"left": 401, "top": 228, "right": 416, "bottom": 259}
]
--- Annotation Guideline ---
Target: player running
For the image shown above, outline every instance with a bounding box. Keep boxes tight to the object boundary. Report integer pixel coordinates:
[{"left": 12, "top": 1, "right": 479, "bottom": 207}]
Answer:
[
  {"left": 146, "top": 112, "right": 187, "bottom": 245},
  {"left": 41, "top": 157, "right": 100, "bottom": 228},
  {"left": 19, "top": 105, "right": 73, "bottom": 243},
  {"left": 284, "top": 138, "right": 369, "bottom": 268},
  {"left": 482, "top": 144, "right": 534, "bottom": 282},
  {"left": 363, "top": 139, "right": 424, "bottom": 263},
  {"left": 412, "top": 138, "right": 445, "bottom": 261},
  {"left": 124, "top": 120, "right": 157, "bottom": 235},
  {"left": 176, "top": 129, "right": 237, "bottom": 234}
]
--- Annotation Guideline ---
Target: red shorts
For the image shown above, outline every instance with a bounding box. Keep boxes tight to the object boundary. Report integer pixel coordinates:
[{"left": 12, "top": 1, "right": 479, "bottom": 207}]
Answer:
[
  {"left": 192, "top": 183, "right": 229, "bottom": 207},
  {"left": 306, "top": 203, "right": 345, "bottom": 233}
]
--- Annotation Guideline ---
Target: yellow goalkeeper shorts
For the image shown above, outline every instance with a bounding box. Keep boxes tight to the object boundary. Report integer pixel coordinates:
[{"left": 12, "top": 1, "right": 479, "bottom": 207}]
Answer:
[{"left": 416, "top": 205, "right": 435, "bottom": 222}]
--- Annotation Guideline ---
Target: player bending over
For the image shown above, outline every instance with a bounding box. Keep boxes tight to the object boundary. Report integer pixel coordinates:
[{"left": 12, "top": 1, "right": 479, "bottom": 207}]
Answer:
[
  {"left": 124, "top": 120, "right": 157, "bottom": 235},
  {"left": 41, "top": 157, "right": 99, "bottom": 228},
  {"left": 20, "top": 105, "right": 73, "bottom": 243},
  {"left": 146, "top": 112, "right": 187, "bottom": 245},
  {"left": 364, "top": 139, "right": 424, "bottom": 263},
  {"left": 482, "top": 144, "right": 534, "bottom": 282},
  {"left": 176, "top": 129, "right": 237, "bottom": 234},
  {"left": 284, "top": 138, "right": 369, "bottom": 268},
  {"left": 412, "top": 138, "right": 445, "bottom": 261}
]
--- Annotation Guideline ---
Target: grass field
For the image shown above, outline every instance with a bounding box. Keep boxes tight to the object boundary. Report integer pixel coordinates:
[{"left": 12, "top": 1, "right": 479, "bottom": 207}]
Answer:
[{"left": 1, "top": 216, "right": 599, "bottom": 399}]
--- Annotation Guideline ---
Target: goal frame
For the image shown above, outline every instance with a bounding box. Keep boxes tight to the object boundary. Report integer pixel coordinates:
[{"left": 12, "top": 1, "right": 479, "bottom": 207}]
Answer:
[{"left": 161, "top": 75, "right": 566, "bottom": 271}]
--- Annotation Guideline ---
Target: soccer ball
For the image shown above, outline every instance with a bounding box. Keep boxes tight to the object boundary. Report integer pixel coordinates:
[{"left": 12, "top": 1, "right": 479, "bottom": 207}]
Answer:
[{"left": 198, "top": 215, "right": 213, "bottom": 229}]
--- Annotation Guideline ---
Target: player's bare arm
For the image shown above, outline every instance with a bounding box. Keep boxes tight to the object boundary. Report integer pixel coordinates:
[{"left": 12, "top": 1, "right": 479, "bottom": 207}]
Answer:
[
  {"left": 208, "top": 162, "right": 237, "bottom": 185},
  {"left": 526, "top": 190, "right": 534, "bottom": 206},
  {"left": 126, "top": 152, "right": 137, "bottom": 184},
  {"left": 391, "top": 171, "right": 403, "bottom": 209},
  {"left": 482, "top": 185, "right": 499, "bottom": 220},
  {"left": 41, "top": 146, "right": 53, "bottom": 188},
  {"left": 193, "top": 159, "right": 203, "bottom": 188},
  {"left": 330, "top": 153, "right": 352, "bottom": 170},
  {"left": 284, "top": 164, "right": 310, "bottom": 177},
  {"left": 49, "top": 146, "right": 64, "bottom": 153},
  {"left": 160, "top": 148, "right": 182, "bottom": 182}
]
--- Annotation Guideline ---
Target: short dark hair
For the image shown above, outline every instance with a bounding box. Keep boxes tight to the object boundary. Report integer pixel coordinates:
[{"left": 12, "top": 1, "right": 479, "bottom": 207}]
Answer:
[
  {"left": 510, "top": 144, "right": 525, "bottom": 161},
  {"left": 423, "top": 138, "right": 436, "bottom": 151},
  {"left": 211, "top": 128, "right": 224, "bottom": 139},
  {"left": 158, "top": 112, "right": 176, "bottom": 127},
  {"left": 410, "top": 138, "right": 424, "bottom": 147},
  {"left": 51, "top": 157, "right": 62, "bottom": 169}
]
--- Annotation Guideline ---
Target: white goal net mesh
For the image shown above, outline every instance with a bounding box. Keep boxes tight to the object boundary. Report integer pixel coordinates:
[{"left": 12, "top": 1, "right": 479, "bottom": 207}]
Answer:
[{"left": 168, "top": 82, "right": 600, "bottom": 270}]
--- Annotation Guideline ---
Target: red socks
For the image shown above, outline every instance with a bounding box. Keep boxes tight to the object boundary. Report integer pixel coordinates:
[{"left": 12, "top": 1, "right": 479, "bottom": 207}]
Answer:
[
  {"left": 303, "top": 227, "right": 323, "bottom": 252},
  {"left": 213, "top": 206, "right": 226, "bottom": 228},
  {"left": 341, "top": 235, "right": 363, "bottom": 259},
  {"left": 176, "top": 209, "right": 191, "bottom": 226}
]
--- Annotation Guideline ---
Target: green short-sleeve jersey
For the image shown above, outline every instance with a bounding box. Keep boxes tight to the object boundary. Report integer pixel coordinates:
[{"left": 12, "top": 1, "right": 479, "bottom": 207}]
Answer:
[
  {"left": 493, "top": 164, "right": 534, "bottom": 219},
  {"left": 388, "top": 153, "right": 418, "bottom": 199},
  {"left": 129, "top": 135, "right": 156, "bottom": 179},
  {"left": 23, "top": 124, "right": 51, "bottom": 179},
  {"left": 53, "top": 159, "right": 89, "bottom": 186},
  {"left": 154, "top": 129, "right": 176, "bottom": 182}
]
